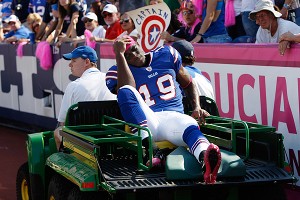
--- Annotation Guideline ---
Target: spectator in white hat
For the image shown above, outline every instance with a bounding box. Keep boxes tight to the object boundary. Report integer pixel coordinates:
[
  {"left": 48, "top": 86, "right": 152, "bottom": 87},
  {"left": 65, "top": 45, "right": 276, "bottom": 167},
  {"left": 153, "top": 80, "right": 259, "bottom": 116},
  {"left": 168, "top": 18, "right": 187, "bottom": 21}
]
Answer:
[
  {"left": 97, "top": 3, "right": 123, "bottom": 41},
  {"left": 0, "top": 14, "right": 31, "bottom": 43},
  {"left": 249, "top": 0, "right": 300, "bottom": 45},
  {"left": 56, "top": 12, "right": 106, "bottom": 47}
]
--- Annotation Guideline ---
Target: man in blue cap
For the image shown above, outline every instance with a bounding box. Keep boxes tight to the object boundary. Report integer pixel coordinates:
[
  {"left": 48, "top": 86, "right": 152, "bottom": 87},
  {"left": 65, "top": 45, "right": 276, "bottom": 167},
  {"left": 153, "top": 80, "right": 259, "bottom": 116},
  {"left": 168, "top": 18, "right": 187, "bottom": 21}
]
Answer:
[{"left": 54, "top": 46, "right": 116, "bottom": 150}]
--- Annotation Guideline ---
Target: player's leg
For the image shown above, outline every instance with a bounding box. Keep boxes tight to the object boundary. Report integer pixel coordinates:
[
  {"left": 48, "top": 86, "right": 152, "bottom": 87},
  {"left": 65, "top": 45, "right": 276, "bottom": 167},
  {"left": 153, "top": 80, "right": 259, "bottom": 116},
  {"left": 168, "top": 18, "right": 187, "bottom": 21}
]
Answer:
[
  {"left": 117, "top": 85, "right": 160, "bottom": 164},
  {"left": 117, "top": 85, "right": 158, "bottom": 138},
  {"left": 157, "top": 111, "right": 221, "bottom": 184}
]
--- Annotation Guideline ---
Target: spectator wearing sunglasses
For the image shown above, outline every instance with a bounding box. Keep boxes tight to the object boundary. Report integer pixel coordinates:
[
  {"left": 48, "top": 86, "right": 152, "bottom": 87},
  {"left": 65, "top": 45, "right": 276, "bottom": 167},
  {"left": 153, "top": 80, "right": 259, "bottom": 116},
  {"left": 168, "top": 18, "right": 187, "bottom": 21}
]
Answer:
[
  {"left": 117, "top": 12, "right": 138, "bottom": 41},
  {"left": 160, "top": 0, "right": 202, "bottom": 43},
  {"left": 101, "top": 4, "right": 122, "bottom": 41},
  {"left": 0, "top": 14, "right": 31, "bottom": 43},
  {"left": 26, "top": 13, "right": 43, "bottom": 37},
  {"left": 57, "top": 12, "right": 106, "bottom": 47}
]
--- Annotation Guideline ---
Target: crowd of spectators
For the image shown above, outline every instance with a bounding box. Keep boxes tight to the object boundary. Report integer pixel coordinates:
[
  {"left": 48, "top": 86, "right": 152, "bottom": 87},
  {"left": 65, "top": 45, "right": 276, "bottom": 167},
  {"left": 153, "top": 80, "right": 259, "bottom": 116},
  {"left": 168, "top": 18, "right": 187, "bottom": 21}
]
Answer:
[{"left": 0, "top": 0, "right": 300, "bottom": 54}]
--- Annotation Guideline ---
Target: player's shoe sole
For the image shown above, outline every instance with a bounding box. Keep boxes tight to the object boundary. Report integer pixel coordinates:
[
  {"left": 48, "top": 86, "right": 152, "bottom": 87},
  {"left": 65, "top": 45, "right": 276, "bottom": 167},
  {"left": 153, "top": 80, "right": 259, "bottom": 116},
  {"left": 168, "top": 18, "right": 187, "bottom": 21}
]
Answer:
[{"left": 203, "top": 143, "right": 221, "bottom": 184}]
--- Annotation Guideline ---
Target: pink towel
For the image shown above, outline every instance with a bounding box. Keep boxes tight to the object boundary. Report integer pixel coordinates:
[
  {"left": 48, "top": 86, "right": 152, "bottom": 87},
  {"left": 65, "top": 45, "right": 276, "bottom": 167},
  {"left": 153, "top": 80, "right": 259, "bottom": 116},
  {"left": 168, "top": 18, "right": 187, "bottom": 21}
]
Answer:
[
  {"left": 36, "top": 41, "right": 53, "bottom": 70},
  {"left": 84, "top": 29, "right": 96, "bottom": 49},
  {"left": 16, "top": 42, "right": 28, "bottom": 58},
  {"left": 225, "top": 0, "right": 236, "bottom": 27}
]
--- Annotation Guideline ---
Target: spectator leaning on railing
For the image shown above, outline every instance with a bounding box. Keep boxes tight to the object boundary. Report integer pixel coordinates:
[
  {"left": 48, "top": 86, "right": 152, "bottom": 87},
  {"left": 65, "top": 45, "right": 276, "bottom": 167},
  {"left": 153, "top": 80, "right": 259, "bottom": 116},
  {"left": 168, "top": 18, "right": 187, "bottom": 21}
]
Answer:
[
  {"left": 93, "top": 3, "right": 123, "bottom": 42},
  {"left": 56, "top": 11, "right": 106, "bottom": 47},
  {"left": 0, "top": 14, "right": 31, "bottom": 43},
  {"left": 278, "top": 31, "right": 300, "bottom": 55},
  {"left": 117, "top": 12, "right": 138, "bottom": 41},
  {"left": 160, "top": 0, "right": 202, "bottom": 43},
  {"left": 51, "top": 0, "right": 85, "bottom": 45},
  {"left": 249, "top": 0, "right": 300, "bottom": 46},
  {"left": 190, "top": 0, "right": 232, "bottom": 43},
  {"left": 35, "top": 0, "right": 59, "bottom": 42}
]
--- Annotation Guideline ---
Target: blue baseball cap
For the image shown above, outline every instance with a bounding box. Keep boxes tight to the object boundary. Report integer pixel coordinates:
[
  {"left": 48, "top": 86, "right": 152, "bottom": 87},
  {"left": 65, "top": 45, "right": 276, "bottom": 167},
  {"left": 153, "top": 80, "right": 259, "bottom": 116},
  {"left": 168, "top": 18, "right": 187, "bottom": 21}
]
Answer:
[{"left": 63, "top": 46, "right": 98, "bottom": 63}]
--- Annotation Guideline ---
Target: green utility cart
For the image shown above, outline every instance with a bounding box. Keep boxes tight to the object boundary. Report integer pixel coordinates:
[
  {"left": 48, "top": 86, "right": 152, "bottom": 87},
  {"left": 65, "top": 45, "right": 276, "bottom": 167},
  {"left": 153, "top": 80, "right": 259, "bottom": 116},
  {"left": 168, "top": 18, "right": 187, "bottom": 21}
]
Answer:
[{"left": 16, "top": 97, "right": 296, "bottom": 200}]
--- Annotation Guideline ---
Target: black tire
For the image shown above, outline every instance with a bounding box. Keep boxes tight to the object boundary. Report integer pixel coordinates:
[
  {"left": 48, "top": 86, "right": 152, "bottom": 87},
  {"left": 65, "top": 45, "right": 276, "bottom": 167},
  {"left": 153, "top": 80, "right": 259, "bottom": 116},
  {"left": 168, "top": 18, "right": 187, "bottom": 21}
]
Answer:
[
  {"left": 67, "top": 186, "right": 109, "bottom": 200},
  {"left": 47, "top": 175, "right": 72, "bottom": 200},
  {"left": 16, "top": 162, "right": 31, "bottom": 200}
]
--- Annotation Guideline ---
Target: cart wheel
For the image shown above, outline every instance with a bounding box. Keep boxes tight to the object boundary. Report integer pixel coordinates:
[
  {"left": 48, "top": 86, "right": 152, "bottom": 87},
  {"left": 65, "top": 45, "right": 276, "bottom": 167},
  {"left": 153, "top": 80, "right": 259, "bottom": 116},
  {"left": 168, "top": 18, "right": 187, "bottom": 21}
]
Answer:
[
  {"left": 16, "top": 162, "right": 31, "bottom": 200},
  {"left": 48, "top": 175, "right": 71, "bottom": 200}
]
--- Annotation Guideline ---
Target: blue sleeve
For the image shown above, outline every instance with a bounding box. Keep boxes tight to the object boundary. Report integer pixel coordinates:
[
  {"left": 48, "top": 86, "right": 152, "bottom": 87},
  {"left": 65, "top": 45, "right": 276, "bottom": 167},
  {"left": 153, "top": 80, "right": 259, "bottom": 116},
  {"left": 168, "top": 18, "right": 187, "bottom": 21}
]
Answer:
[
  {"left": 167, "top": 45, "right": 182, "bottom": 74},
  {"left": 105, "top": 65, "right": 118, "bottom": 94},
  {"left": 14, "top": 26, "right": 31, "bottom": 40},
  {"left": 4, "top": 30, "right": 14, "bottom": 39}
]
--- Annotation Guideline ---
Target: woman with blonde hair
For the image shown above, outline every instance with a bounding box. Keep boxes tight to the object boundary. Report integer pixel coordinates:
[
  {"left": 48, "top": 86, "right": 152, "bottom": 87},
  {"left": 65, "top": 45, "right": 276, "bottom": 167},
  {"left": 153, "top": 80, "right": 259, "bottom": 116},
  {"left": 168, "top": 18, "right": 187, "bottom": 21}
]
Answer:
[{"left": 26, "top": 13, "right": 43, "bottom": 35}]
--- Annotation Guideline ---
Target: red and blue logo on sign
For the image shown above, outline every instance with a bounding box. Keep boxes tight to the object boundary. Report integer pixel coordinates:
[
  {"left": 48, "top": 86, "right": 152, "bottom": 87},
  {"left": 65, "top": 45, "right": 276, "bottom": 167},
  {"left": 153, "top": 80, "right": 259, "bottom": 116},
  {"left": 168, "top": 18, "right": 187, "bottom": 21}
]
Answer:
[{"left": 140, "top": 15, "right": 166, "bottom": 53}]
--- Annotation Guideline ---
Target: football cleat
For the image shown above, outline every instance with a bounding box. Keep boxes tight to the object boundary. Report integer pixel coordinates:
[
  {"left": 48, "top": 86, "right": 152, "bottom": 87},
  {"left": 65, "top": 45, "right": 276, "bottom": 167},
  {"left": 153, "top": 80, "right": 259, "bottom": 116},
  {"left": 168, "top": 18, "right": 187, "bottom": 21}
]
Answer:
[{"left": 203, "top": 143, "right": 221, "bottom": 184}]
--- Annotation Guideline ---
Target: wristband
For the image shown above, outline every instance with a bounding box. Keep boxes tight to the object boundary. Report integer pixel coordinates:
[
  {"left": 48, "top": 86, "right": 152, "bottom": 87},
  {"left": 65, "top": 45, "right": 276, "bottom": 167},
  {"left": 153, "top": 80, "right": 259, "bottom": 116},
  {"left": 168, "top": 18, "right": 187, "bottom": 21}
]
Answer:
[{"left": 197, "top": 33, "right": 203, "bottom": 37}]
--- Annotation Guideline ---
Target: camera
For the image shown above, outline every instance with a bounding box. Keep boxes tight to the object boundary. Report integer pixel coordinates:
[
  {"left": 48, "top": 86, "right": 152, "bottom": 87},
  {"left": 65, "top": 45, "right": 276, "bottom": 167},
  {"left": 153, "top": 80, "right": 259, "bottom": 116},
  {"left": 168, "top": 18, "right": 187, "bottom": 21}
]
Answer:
[{"left": 16, "top": 4, "right": 22, "bottom": 11}]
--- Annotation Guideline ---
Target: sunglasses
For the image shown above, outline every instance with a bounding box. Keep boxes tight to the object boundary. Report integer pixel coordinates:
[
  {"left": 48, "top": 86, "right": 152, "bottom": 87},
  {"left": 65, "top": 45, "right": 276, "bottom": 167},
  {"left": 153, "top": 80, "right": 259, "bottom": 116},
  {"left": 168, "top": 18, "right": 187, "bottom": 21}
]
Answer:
[
  {"left": 182, "top": 10, "right": 194, "bottom": 16},
  {"left": 102, "top": 12, "right": 113, "bottom": 18},
  {"left": 120, "top": 18, "right": 130, "bottom": 24},
  {"left": 84, "top": 18, "right": 93, "bottom": 23}
]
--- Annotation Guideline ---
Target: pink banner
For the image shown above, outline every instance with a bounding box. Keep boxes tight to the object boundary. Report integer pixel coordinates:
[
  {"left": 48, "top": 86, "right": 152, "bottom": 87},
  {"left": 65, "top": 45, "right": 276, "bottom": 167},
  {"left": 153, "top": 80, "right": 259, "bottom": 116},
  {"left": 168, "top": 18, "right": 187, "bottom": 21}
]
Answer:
[{"left": 194, "top": 43, "right": 300, "bottom": 67}]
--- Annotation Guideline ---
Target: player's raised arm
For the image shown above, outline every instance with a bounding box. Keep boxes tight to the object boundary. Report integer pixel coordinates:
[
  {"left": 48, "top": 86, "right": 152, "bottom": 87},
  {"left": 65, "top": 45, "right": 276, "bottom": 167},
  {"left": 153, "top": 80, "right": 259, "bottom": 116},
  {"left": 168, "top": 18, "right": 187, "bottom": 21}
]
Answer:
[{"left": 113, "top": 37, "right": 136, "bottom": 90}]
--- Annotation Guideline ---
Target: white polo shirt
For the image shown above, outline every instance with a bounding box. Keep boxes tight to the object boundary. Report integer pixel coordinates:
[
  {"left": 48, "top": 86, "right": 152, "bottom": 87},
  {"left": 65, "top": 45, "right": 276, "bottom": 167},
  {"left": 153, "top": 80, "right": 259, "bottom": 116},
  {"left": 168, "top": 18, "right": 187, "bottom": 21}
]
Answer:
[{"left": 58, "top": 67, "right": 116, "bottom": 123}]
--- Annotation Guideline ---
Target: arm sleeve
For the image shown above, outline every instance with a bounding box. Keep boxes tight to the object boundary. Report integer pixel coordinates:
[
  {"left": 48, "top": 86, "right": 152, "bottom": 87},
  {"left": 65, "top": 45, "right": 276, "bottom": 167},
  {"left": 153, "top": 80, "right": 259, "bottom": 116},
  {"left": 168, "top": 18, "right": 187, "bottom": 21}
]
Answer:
[
  {"left": 168, "top": 45, "right": 182, "bottom": 74},
  {"left": 4, "top": 31, "right": 14, "bottom": 39},
  {"left": 105, "top": 65, "right": 118, "bottom": 94},
  {"left": 13, "top": 27, "right": 30, "bottom": 40}
]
